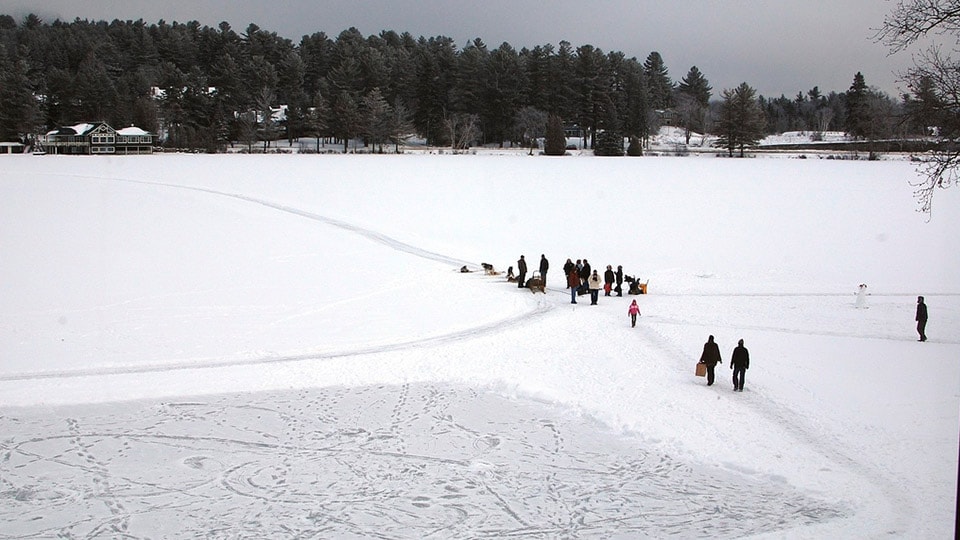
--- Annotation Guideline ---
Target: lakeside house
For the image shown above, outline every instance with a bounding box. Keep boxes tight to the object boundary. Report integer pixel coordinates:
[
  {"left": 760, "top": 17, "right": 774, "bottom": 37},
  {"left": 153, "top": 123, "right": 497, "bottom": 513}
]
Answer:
[{"left": 42, "top": 122, "right": 154, "bottom": 155}]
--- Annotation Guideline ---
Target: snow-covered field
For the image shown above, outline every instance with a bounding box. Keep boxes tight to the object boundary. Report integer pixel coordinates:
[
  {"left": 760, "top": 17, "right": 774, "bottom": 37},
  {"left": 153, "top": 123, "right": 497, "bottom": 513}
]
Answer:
[{"left": 0, "top": 153, "right": 957, "bottom": 538}]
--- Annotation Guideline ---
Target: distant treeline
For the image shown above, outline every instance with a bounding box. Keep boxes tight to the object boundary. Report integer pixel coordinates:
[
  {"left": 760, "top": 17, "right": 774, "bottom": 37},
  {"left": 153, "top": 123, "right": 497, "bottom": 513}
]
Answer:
[{"left": 0, "top": 14, "right": 918, "bottom": 150}]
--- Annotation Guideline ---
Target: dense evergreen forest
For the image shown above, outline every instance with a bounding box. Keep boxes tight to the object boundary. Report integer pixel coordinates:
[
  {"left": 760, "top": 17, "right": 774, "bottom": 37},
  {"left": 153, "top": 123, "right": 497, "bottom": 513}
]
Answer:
[{"left": 0, "top": 13, "right": 922, "bottom": 152}]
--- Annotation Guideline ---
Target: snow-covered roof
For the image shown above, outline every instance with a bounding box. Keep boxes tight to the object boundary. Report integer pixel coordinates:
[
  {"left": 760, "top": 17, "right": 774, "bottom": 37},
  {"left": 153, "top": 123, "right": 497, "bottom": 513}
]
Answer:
[
  {"left": 45, "top": 123, "right": 95, "bottom": 136},
  {"left": 117, "top": 127, "right": 151, "bottom": 136},
  {"left": 45, "top": 123, "right": 152, "bottom": 138},
  {"left": 71, "top": 123, "right": 95, "bottom": 135}
]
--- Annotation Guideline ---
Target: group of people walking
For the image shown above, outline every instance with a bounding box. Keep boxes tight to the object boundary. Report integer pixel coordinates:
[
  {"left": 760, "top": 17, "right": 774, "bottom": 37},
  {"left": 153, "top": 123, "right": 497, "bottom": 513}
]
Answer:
[{"left": 698, "top": 335, "right": 750, "bottom": 391}]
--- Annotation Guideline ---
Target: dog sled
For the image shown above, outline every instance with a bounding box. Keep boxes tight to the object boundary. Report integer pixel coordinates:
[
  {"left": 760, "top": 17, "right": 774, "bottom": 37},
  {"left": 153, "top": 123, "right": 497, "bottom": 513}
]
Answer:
[
  {"left": 625, "top": 275, "right": 649, "bottom": 295},
  {"left": 527, "top": 271, "right": 545, "bottom": 293}
]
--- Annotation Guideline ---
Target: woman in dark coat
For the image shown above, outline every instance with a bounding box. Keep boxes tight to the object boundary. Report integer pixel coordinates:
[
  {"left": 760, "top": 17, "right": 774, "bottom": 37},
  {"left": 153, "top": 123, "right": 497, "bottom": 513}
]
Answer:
[
  {"left": 567, "top": 264, "right": 581, "bottom": 304},
  {"left": 698, "top": 335, "right": 722, "bottom": 386},
  {"left": 603, "top": 265, "right": 615, "bottom": 296}
]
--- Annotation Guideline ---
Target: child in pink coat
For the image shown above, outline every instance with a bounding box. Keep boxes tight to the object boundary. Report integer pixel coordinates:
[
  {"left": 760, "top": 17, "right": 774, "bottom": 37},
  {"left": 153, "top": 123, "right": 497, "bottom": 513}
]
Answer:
[{"left": 627, "top": 300, "right": 640, "bottom": 327}]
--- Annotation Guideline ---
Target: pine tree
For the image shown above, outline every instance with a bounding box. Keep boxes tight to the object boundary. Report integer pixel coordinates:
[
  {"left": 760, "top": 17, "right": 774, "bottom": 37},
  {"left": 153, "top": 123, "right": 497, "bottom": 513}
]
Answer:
[
  {"left": 714, "top": 82, "right": 765, "bottom": 157},
  {"left": 0, "top": 48, "right": 41, "bottom": 143},
  {"left": 361, "top": 87, "right": 392, "bottom": 152},
  {"left": 300, "top": 31, "right": 335, "bottom": 98},
  {"left": 413, "top": 36, "right": 455, "bottom": 146},
  {"left": 593, "top": 129, "right": 623, "bottom": 156},
  {"left": 676, "top": 66, "right": 713, "bottom": 143},
  {"left": 451, "top": 38, "right": 487, "bottom": 114},
  {"left": 905, "top": 75, "right": 943, "bottom": 136},
  {"left": 544, "top": 114, "right": 567, "bottom": 155},
  {"left": 677, "top": 66, "right": 712, "bottom": 107},
  {"left": 305, "top": 91, "right": 330, "bottom": 151},
  {"left": 845, "top": 72, "right": 869, "bottom": 139},
  {"left": 574, "top": 44, "right": 611, "bottom": 148},
  {"left": 522, "top": 44, "right": 552, "bottom": 113},
  {"left": 547, "top": 41, "right": 578, "bottom": 121},
  {"left": 330, "top": 91, "right": 360, "bottom": 152},
  {"left": 643, "top": 51, "right": 674, "bottom": 109},
  {"left": 481, "top": 42, "right": 526, "bottom": 146}
]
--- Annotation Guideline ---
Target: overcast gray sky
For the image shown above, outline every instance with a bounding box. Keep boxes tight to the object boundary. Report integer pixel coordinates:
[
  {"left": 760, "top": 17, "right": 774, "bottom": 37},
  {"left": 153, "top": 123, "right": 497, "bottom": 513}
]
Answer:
[{"left": 0, "top": 0, "right": 919, "bottom": 98}]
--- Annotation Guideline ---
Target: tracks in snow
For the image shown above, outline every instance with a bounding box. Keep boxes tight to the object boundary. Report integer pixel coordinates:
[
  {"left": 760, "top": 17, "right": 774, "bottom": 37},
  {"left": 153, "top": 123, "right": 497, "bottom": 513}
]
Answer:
[{"left": 2, "top": 176, "right": 552, "bottom": 383}]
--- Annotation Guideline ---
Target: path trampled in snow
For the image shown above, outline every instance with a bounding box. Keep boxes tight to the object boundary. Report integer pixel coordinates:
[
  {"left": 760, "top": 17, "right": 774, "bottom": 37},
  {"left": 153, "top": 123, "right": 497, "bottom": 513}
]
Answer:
[{"left": 0, "top": 384, "right": 842, "bottom": 539}]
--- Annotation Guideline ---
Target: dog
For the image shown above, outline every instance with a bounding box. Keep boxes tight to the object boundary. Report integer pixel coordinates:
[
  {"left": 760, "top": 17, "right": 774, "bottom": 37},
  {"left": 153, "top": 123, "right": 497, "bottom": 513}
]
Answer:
[{"left": 481, "top": 262, "right": 500, "bottom": 276}]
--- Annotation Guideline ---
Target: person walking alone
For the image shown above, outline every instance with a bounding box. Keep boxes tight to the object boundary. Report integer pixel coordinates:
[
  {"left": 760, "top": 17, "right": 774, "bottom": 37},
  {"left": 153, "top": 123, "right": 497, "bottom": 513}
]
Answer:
[
  {"left": 730, "top": 339, "right": 750, "bottom": 392},
  {"left": 627, "top": 299, "right": 640, "bottom": 327},
  {"left": 698, "top": 335, "right": 722, "bottom": 386},
  {"left": 916, "top": 296, "right": 928, "bottom": 342}
]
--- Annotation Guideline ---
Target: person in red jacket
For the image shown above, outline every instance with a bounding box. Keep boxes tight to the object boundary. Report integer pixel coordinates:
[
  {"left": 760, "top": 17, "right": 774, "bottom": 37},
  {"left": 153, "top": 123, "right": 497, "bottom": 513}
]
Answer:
[
  {"left": 567, "top": 265, "right": 581, "bottom": 304},
  {"left": 627, "top": 299, "right": 640, "bottom": 327}
]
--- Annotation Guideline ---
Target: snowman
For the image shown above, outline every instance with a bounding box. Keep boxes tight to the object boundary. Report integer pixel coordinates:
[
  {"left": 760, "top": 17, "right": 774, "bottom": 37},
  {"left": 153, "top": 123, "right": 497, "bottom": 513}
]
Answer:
[{"left": 855, "top": 283, "right": 868, "bottom": 309}]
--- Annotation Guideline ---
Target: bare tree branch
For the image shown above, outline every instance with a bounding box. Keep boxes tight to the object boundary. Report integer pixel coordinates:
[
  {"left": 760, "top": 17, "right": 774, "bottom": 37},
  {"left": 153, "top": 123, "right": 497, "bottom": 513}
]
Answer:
[
  {"left": 913, "top": 148, "right": 960, "bottom": 215},
  {"left": 880, "top": 1, "right": 960, "bottom": 214},
  {"left": 876, "top": 0, "right": 960, "bottom": 53}
]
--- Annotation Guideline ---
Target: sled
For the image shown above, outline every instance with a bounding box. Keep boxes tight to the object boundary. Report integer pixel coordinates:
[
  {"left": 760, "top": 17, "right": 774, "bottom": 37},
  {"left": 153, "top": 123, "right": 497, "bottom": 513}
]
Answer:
[
  {"left": 629, "top": 279, "right": 649, "bottom": 295},
  {"left": 527, "top": 271, "right": 545, "bottom": 293}
]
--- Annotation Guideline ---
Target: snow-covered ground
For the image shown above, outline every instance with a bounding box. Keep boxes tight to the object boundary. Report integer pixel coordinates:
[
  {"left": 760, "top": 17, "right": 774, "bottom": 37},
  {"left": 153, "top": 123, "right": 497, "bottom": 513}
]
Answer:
[{"left": 0, "top": 153, "right": 957, "bottom": 538}]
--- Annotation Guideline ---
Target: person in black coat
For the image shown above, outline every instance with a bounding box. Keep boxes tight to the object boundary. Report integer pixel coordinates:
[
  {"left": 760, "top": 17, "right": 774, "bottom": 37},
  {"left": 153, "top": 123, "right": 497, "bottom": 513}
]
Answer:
[
  {"left": 698, "top": 335, "right": 722, "bottom": 386},
  {"left": 539, "top": 254, "right": 549, "bottom": 288},
  {"left": 603, "top": 265, "right": 615, "bottom": 296},
  {"left": 730, "top": 339, "right": 750, "bottom": 391},
  {"left": 517, "top": 255, "right": 527, "bottom": 289},
  {"left": 615, "top": 265, "right": 624, "bottom": 296},
  {"left": 916, "top": 296, "right": 928, "bottom": 342}
]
